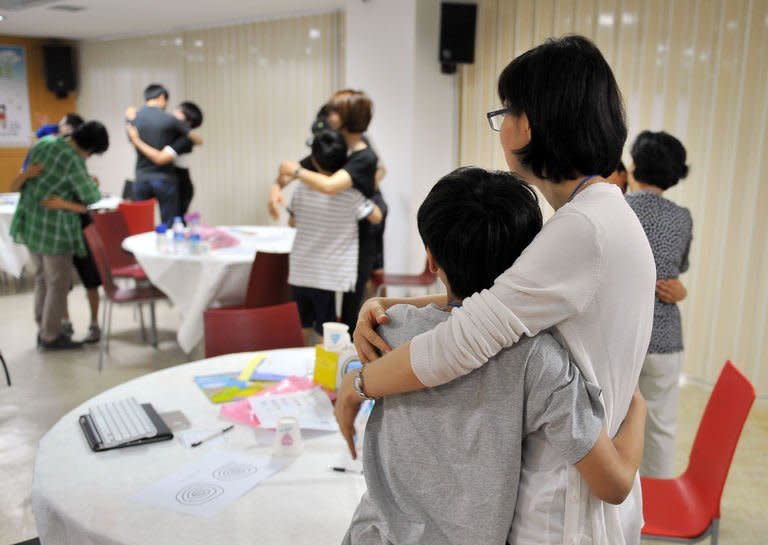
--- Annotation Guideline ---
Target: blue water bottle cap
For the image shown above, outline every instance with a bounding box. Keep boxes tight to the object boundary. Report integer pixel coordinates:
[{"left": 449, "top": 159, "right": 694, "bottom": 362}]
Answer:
[{"left": 155, "top": 224, "right": 167, "bottom": 233}]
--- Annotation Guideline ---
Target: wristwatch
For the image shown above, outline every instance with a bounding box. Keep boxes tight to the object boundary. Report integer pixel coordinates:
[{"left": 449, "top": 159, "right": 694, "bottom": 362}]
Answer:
[
  {"left": 353, "top": 368, "right": 375, "bottom": 401},
  {"left": 292, "top": 166, "right": 302, "bottom": 179}
]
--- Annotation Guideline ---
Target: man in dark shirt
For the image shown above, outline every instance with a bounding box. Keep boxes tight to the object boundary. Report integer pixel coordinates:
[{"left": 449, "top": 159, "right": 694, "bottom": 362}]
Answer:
[{"left": 130, "top": 83, "right": 191, "bottom": 225}]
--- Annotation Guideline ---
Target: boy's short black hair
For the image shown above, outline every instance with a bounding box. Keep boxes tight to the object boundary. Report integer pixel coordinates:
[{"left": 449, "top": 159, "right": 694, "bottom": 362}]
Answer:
[
  {"left": 417, "top": 167, "right": 542, "bottom": 299},
  {"left": 616, "top": 160, "right": 626, "bottom": 173},
  {"left": 311, "top": 104, "right": 331, "bottom": 136},
  {"left": 311, "top": 129, "right": 347, "bottom": 173},
  {"left": 498, "top": 35, "right": 626, "bottom": 183},
  {"left": 178, "top": 101, "right": 203, "bottom": 128},
  {"left": 71, "top": 121, "right": 109, "bottom": 155},
  {"left": 144, "top": 83, "right": 169, "bottom": 102},
  {"left": 63, "top": 113, "right": 84, "bottom": 129},
  {"left": 630, "top": 131, "right": 689, "bottom": 190}
]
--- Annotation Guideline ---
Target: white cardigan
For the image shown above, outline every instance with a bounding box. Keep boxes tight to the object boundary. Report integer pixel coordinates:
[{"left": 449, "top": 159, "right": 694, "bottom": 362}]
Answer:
[{"left": 410, "top": 183, "right": 656, "bottom": 545}]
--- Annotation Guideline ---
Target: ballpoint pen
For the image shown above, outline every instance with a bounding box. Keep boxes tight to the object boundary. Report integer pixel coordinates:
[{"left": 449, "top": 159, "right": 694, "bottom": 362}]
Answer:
[
  {"left": 191, "top": 425, "right": 235, "bottom": 447},
  {"left": 330, "top": 466, "right": 363, "bottom": 474}
]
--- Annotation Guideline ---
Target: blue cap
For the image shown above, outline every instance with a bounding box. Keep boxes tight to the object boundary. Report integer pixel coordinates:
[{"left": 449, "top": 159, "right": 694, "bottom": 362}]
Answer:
[{"left": 155, "top": 224, "right": 167, "bottom": 233}]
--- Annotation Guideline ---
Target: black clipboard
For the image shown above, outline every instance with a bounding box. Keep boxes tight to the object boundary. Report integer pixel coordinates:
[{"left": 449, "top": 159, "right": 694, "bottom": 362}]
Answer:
[{"left": 79, "top": 403, "right": 174, "bottom": 452}]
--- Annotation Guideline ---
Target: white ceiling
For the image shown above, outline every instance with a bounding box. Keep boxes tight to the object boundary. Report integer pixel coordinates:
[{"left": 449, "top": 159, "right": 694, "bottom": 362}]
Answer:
[{"left": 0, "top": 0, "right": 344, "bottom": 41}]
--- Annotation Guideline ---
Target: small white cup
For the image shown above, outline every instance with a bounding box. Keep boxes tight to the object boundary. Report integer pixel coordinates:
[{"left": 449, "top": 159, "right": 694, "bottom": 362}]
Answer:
[
  {"left": 272, "top": 416, "right": 303, "bottom": 457},
  {"left": 323, "top": 322, "right": 350, "bottom": 352}
]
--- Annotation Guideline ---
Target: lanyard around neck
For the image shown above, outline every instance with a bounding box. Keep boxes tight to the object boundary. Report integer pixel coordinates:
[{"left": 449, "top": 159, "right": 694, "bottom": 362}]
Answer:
[{"left": 566, "top": 174, "right": 599, "bottom": 204}]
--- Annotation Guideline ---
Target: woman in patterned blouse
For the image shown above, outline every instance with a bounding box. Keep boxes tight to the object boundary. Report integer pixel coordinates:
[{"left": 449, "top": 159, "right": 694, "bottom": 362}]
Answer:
[{"left": 626, "top": 130, "right": 693, "bottom": 478}]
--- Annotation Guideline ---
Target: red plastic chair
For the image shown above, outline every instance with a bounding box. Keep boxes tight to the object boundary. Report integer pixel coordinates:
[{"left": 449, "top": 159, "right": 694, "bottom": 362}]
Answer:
[
  {"left": 370, "top": 258, "right": 438, "bottom": 296},
  {"left": 203, "top": 303, "right": 304, "bottom": 358},
  {"left": 641, "top": 361, "right": 755, "bottom": 545},
  {"left": 244, "top": 252, "right": 292, "bottom": 308},
  {"left": 91, "top": 211, "right": 148, "bottom": 281},
  {"left": 119, "top": 198, "right": 156, "bottom": 235},
  {"left": 84, "top": 225, "right": 167, "bottom": 371}
]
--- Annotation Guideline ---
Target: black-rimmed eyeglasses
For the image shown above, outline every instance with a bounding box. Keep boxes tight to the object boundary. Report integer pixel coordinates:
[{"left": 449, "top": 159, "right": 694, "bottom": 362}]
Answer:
[{"left": 486, "top": 107, "right": 510, "bottom": 132}]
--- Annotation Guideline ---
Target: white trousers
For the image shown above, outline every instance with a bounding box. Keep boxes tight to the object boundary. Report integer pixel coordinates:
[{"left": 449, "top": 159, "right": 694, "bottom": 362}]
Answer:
[{"left": 638, "top": 351, "right": 683, "bottom": 478}]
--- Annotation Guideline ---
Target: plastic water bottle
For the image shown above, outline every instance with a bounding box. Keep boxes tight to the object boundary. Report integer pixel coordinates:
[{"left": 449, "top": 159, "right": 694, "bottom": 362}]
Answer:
[
  {"left": 172, "top": 216, "right": 186, "bottom": 254},
  {"left": 155, "top": 224, "right": 168, "bottom": 253},
  {"left": 187, "top": 212, "right": 201, "bottom": 255}
]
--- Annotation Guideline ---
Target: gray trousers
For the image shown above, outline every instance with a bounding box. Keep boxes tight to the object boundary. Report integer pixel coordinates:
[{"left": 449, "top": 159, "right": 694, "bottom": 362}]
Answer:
[
  {"left": 31, "top": 252, "right": 73, "bottom": 342},
  {"left": 638, "top": 351, "right": 683, "bottom": 478}
]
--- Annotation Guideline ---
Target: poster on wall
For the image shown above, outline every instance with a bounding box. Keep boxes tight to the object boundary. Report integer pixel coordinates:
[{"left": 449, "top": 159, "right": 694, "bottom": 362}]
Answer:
[{"left": 0, "top": 45, "right": 33, "bottom": 147}]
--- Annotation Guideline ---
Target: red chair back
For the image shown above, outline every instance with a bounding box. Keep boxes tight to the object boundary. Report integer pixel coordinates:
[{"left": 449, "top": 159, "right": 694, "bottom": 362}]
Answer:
[
  {"left": 682, "top": 360, "right": 755, "bottom": 518},
  {"left": 244, "top": 252, "right": 292, "bottom": 308},
  {"left": 119, "top": 198, "right": 156, "bottom": 235},
  {"left": 83, "top": 224, "right": 118, "bottom": 298},
  {"left": 203, "top": 303, "right": 304, "bottom": 358},
  {"left": 91, "top": 211, "right": 138, "bottom": 271}
]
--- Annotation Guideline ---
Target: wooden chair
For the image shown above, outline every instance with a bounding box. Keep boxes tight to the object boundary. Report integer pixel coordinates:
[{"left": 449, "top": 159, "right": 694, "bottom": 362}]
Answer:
[
  {"left": 203, "top": 303, "right": 304, "bottom": 358},
  {"left": 640, "top": 361, "right": 755, "bottom": 545}
]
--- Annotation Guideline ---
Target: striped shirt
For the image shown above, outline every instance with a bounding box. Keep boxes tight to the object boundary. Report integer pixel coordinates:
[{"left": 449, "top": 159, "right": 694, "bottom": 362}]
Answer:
[
  {"left": 11, "top": 136, "right": 101, "bottom": 256},
  {"left": 288, "top": 183, "right": 374, "bottom": 292}
]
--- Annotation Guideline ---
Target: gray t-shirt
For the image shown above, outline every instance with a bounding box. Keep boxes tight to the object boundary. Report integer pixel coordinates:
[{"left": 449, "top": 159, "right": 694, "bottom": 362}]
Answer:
[
  {"left": 133, "top": 105, "right": 190, "bottom": 183},
  {"left": 343, "top": 304, "right": 604, "bottom": 545}
]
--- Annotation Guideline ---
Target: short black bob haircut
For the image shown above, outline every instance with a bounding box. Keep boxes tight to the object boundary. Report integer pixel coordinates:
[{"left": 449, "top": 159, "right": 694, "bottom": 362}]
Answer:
[
  {"left": 417, "top": 167, "right": 542, "bottom": 299},
  {"left": 630, "top": 131, "right": 689, "bottom": 190},
  {"left": 498, "top": 35, "right": 626, "bottom": 183},
  {"left": 178, "top": 101, "right": 203, "bottom": 128},
  {"left": 71, "top": 121, "right": 109, "bottom": 155},
  {"left": 144, "top": 83, "right": 169, "bottom": 102},
  {"left": 311, "top": 129, "right": 347, "bottom": 173}
]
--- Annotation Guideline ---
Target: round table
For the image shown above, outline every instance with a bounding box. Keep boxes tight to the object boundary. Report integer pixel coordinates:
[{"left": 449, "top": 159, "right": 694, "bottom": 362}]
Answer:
[
  {"left": 123, "top": 226, "right": 295, "bottom": 353},
  {"left": 32, "top": 348, "right": 365, "bottom": 545},
  {"left": 0, "top": 193, "right": 121, "bottom": 278},
  {"left": 0, "top": 193, "right": 29, "bottom": 278}
]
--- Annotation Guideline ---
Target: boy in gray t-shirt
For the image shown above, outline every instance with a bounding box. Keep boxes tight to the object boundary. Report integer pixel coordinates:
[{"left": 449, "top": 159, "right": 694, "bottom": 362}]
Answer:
[{"left": 343, "top": 168, "right": 646, "bottom": 545}]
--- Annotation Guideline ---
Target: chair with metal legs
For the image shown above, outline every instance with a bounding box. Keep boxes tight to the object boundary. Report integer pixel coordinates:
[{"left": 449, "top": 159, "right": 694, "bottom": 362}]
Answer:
[
  {"left": 83, "top": 225, "right": 167, "bottom": 371},
  {"left": 0, "top": 350, "right": 10, "bottom": 386},
  {"left": 640, "top": 361, "right": 755, "bottom": 545}
]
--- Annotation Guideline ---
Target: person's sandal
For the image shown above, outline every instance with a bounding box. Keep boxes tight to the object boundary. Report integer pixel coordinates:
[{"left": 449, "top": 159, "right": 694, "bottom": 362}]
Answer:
[
  {"left": 60, "top": 320, "right": 74, "bottom": 337},
  {"left": 82, "top": 324, "right": 101, "bottom": 344}
]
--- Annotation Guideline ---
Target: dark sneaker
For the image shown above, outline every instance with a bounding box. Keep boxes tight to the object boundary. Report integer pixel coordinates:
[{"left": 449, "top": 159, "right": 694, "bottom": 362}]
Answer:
[
  {"left": 40, "top": 334, "right": 84, "bottom": 351},
  {"left": 61, "top": 321, "right": 74, "bottom": 337},
  {"left": 82, "top": 324, "right": 101, "bottom": 344}
]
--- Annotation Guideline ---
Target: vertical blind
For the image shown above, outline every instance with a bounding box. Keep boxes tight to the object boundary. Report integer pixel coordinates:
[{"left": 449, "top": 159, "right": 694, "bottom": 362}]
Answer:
[
  {"left": 78, "top": 11, "right": 343, "bottom": 227},
  {"left": 458, "top": 0, "right": 768, "bottom": 395}
]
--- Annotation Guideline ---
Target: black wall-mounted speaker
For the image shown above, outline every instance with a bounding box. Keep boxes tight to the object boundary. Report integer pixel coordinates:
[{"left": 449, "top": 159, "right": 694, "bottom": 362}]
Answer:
[
  {"left": 42, "top": 44, "right": 77, "bottom": 99},
  {"left": 439, "top": 2, "right": 477, "bottom": 74}
]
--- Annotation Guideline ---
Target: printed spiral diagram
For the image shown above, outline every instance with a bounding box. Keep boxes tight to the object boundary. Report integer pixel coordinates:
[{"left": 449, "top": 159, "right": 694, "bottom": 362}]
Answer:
[
  {"left": 212, "top": 462, "right": 259, "bottom": 481},
  {"left": 175, "top": 483, "right": 224, "bottom": 505}
]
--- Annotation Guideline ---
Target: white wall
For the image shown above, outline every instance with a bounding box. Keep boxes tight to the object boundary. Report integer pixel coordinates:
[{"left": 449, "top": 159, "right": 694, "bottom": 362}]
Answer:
[
  {"left": 345, "top": 0, "right": 458, "bottom": 275},
  {"left": 78, "top": 13, "right": 342, "bottom": 226}
]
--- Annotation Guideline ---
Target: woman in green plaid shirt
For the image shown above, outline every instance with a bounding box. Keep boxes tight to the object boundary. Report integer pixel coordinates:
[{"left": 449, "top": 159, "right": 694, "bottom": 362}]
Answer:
[{"left": 10, "top": 121, "right": 108, "bottom": 350}]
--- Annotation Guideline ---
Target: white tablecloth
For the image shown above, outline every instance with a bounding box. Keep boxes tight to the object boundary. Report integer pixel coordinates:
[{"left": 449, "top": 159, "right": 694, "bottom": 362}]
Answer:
[
  {"left": 0, "top": 193, "right": 29, "bottom": 277},
  {"left": 32, "top": 348, "right": 366, "bottom": 545},
  {"left": 123, "top": 226, "right": 295, "bottom": 353},
  {"left": 0, "top": 193, "right": 121, "bottom": 277}
]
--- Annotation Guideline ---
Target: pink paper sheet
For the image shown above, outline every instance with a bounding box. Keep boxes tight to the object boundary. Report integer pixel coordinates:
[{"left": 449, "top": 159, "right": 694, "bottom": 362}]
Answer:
[
  {"left": 199, "top": 226, "right": 240, "bottom": 249},
  {"left": 219, "top": 376, "right": 316, "bottom": 427}
]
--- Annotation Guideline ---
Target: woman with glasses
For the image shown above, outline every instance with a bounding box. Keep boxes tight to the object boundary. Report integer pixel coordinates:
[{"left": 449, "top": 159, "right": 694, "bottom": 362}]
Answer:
[{"left": 336, "top": 35, "right": 656, "bottom": 545}]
